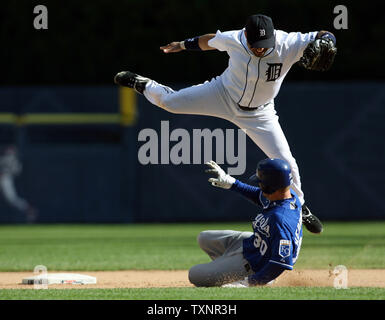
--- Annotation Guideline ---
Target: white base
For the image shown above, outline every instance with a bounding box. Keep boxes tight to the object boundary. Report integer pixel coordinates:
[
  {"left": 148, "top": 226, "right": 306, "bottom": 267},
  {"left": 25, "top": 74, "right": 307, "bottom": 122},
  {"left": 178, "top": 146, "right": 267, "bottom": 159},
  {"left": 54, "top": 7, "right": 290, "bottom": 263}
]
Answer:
[{"left": 22, "top": 273, "right": 97, "bottom": 285}]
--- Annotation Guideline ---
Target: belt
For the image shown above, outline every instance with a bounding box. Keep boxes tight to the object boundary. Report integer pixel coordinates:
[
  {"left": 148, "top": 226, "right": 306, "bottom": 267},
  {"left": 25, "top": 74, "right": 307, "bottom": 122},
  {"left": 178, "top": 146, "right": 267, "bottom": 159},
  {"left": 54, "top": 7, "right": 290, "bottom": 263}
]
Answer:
[{"left": 237, "top": 104, "right": 262, "bottom": 111}]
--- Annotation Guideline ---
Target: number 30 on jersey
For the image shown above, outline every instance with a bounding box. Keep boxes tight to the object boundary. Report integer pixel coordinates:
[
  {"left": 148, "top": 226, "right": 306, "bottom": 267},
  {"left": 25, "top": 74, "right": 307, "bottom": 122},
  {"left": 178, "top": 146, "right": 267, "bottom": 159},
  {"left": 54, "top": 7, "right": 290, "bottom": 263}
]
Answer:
[{"left": 253, "top": 232, "right": 267, "bottom": 255}]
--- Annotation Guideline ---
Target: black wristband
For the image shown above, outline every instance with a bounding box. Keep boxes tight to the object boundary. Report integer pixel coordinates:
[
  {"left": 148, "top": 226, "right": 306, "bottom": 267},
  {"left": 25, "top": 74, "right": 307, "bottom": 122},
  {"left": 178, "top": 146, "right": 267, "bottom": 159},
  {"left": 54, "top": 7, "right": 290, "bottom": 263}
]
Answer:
[{"left": 184, "top": 36, "right": 202, "bottom": 51}]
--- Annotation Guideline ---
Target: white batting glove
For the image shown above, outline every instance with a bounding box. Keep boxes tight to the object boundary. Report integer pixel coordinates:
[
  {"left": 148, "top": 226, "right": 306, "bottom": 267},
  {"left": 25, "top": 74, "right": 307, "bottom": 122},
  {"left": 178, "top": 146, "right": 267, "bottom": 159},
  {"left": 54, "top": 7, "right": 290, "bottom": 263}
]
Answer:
[{"left": 205, "top": 160, "right": 236, "bottom": 189}]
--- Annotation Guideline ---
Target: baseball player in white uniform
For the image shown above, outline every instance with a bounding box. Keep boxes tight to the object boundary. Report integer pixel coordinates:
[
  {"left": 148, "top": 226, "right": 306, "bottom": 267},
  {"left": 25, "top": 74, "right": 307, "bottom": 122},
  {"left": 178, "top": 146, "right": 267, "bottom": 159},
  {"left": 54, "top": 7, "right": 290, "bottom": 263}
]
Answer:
[
  {"left": 114, "top": 14, "right": 337, "bottom": 233},
  {"left": 0, "top": 146, "right": 38, "bottom": 223}
]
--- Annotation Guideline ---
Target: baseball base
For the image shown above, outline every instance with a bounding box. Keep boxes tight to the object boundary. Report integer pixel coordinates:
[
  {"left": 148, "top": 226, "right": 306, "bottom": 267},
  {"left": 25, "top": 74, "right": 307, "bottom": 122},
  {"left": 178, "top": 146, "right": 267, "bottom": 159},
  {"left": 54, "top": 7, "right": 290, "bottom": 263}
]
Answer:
[{"left": 22, "top": 273, "right": 97, "bottom": 285}]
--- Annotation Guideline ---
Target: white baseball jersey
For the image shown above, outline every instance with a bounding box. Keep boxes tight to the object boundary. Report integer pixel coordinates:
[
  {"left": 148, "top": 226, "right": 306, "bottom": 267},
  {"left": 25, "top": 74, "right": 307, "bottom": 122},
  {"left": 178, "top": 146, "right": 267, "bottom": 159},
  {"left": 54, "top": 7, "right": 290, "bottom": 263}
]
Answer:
[
  {"left": 208, "top": 29, "right": 317, "bottom": 108},
  {"left": 0, "top": 152, "right": 22, "bottom": 176},
  {"left": 0, "top": 153, "right": 28, "bottom": 212},
  {"left": 143, "top": 27, "right": 319, "bottom": 204}
]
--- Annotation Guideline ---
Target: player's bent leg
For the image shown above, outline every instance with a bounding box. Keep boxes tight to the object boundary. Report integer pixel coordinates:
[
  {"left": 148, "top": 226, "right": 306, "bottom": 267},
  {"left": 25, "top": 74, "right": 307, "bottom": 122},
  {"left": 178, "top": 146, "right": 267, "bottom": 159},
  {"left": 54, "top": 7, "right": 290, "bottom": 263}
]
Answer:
[
  {"left": 275, "top": 153, "right": 303, "bottom": 204},
  {"left": 142, "top": 79, "right": 177, "bottom": 111},
  {"left": 188, "top": 252, "right": 252, "bottom": 287},
  {"left": 248, "top": 122, "right": 323, "bottom": 234},
  {"left": 232, "top": 111, "right": 305, "bottom": 203},
  {"left": 197, "top": 230, "right": 252, "bottom": 260},
  {"left": 231, "top": 111, "right": 323, "bottom": 233},
  {"left": 197, "top": 231, "right": 224, "bottom": 260},
  {"left": 143, "top": 78, "right": 233, "bottom": 120},
  {"left": 114, "top": 71, "right": 231, "bottom": 118}
]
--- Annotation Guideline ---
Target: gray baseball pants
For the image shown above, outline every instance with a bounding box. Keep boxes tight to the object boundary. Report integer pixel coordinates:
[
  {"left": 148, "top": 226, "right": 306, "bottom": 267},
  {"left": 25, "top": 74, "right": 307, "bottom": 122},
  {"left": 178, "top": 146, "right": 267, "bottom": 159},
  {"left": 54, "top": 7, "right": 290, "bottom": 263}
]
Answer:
[
  {"left": 188, "top": 230, "right": 254, "bottom": 287},
  {"left": 143, "top": 76, "right": 305, "bottom": 204}
]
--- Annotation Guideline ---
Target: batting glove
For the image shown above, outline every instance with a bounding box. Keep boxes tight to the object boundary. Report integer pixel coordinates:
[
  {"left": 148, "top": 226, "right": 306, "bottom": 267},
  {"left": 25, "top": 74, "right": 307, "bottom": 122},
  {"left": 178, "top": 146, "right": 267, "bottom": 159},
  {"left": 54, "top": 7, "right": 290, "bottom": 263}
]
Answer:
[{"left": 205, "top": 160, "right": 236, "bottom": 189}]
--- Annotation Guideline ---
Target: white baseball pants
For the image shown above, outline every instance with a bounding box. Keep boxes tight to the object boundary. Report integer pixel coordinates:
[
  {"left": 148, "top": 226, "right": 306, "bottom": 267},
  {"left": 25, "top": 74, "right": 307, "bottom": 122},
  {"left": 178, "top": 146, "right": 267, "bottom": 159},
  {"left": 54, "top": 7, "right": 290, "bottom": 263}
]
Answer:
[
  {"left": 0, "top": 173, "right": 28, "bottom": 211},
  {"left": 143, "top": 76, "right": 305, "bottom": 204}
]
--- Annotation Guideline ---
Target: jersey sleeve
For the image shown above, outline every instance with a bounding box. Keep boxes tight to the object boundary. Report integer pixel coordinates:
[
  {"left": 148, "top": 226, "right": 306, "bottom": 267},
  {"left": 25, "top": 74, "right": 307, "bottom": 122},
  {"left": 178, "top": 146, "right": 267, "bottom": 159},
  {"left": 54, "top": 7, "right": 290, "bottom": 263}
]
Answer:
[
  {"left": 248, "top": 261, "right": 286, "bottom": 285},
  {"left": 283, "top": 31, "right": 318, "bottom": 63},
  {"left": 230, "top": 179, "right": 263, "bottom": 206},
  {"left": 208, "top": 30, "right": 238, "bottom": 52},
  {"left": 268, "top": 220, "right": 295, "bottom": 270}
]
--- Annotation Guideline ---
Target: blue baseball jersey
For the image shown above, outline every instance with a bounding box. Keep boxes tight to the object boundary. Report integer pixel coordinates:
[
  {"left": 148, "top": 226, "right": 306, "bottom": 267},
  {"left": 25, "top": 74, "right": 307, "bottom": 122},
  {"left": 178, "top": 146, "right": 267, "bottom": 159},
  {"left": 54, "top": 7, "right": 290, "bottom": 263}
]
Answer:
[{"left": 231, "top": 180, "right": 302, "bottom": 281}]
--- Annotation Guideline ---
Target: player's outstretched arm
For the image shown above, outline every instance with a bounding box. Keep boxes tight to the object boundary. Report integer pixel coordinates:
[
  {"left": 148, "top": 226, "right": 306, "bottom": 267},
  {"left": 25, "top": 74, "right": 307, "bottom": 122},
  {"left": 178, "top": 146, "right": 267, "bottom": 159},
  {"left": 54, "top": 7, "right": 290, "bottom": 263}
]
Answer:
[
  {"left": 230, "top": 180, "right": 261, "bottom": 205},
  {"left": 160, "top": 34, "right": 216, "bottom": 53},
  {"left": 204, "top": 160, "right": 262, "bottom": 205},
  {"left": 205, "top": 160, "right": 235, "bottom": 189},
  {"left": 248, "top": 262, "right": 286, "bottom": 286}
]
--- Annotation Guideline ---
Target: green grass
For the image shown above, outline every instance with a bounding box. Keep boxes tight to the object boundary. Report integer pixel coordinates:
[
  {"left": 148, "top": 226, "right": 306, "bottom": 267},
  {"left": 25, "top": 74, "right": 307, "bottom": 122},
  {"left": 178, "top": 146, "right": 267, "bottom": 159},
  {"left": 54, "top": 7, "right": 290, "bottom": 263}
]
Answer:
[
  {"left": 0, "top": 287, "right": 384, "bottom": 300},
  {"left": 0, "top": 222, "right": 384, "bottom": 300},
  {"left": 0, "top": 222, "right": 384, "bottom": 271}
]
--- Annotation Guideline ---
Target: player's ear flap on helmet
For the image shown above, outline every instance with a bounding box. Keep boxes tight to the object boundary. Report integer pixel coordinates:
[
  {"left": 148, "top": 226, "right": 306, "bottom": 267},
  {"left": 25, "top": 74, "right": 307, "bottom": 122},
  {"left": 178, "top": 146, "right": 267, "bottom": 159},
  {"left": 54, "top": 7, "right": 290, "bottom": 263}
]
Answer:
[
  {"left": 249, "top": 158, "right": 292, "bottom": 194},
  {"left": 248, "top": 173, "right": 273, "bottom": 194}
]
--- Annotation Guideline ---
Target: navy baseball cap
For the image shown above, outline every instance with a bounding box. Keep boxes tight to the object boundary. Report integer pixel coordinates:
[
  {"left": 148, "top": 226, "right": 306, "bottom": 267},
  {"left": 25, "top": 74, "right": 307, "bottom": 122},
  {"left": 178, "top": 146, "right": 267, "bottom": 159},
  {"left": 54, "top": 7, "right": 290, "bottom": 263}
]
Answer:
[{"left": 245, "top": 14, "right": 275, "bottom": 48}]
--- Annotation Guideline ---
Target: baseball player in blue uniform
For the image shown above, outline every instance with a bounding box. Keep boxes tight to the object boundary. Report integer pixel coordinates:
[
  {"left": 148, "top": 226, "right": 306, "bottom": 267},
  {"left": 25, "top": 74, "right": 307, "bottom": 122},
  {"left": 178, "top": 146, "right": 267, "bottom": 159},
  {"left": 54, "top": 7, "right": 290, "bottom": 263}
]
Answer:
[
  {"left": 188, "top": 158, "right": 302, "bottom": 287},
  {"left": 114, "top": 14, "right": 337, "bottom": 234}
]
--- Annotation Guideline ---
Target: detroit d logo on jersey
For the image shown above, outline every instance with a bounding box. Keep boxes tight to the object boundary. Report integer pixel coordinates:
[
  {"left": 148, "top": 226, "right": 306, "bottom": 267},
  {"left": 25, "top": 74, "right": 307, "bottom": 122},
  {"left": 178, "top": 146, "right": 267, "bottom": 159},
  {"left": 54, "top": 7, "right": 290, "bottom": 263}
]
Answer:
[{"left": 266, "top": 63, "right": 283, "bottom": 82}]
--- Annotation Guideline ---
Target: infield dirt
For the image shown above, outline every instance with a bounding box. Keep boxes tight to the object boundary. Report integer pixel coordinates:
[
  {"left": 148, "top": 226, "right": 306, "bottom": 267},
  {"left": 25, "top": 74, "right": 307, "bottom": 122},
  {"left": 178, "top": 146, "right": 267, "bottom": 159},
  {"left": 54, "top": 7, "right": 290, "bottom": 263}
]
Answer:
[{"left": 0, "top": 269, "right": 384, "bottom": 289}]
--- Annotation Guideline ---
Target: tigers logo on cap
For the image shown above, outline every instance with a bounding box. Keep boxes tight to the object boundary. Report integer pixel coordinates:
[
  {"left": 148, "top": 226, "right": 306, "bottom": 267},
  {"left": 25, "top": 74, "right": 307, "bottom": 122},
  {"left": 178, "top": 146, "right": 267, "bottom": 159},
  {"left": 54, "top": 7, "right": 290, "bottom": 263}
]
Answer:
[{"left": 245, "top": 14, "right": 275, "bottom": 48}]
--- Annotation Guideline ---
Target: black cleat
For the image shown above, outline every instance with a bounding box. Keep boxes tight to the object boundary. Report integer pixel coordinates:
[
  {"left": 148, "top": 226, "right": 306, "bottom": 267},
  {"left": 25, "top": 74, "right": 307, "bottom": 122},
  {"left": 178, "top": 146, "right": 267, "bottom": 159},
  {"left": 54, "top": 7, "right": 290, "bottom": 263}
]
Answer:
[
  {"left": 114, "top": 71, "right": 150, "bottom": 94},
  {"left": 302, "top": 205, "right": 323, "bottom": 234}
]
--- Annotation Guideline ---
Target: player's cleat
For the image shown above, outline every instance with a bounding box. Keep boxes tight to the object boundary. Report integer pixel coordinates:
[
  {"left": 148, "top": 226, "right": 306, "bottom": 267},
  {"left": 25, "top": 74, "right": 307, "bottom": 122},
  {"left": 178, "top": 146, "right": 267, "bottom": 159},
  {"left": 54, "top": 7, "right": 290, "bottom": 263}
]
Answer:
[
  {"left": 302, "top": 205, "right": 323, "bottom": 234},
  {"left": 114, "top": 71, "right": 150, "bottom": 94}
]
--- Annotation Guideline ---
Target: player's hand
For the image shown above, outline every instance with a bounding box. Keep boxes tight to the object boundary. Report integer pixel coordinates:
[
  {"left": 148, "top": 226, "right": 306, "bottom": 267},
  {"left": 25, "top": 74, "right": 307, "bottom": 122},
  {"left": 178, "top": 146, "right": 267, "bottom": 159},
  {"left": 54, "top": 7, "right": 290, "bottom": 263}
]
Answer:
[
  {"left": 205, "top": 160, "right": 236, "bottom": 189},
  {"left": 160, "top": 42, "right": 184, "bottom": 53}
]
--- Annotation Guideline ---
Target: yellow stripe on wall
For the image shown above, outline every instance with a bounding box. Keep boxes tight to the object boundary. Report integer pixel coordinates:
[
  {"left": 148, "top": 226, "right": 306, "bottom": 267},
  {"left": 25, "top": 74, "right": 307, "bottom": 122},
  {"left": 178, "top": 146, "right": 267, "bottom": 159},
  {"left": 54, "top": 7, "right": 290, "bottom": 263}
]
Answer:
[
  {"left": 0, "top": 113, "right": 18, "bottom": 124},
  {"left": 0, "top": 113, "right": 123, "bottom": 125},
  {"left": 119, "top": 87, "right": 137, "bottom": 126},
  {"left": 18, "top": 113, "right": 121, "bottom": 125}
]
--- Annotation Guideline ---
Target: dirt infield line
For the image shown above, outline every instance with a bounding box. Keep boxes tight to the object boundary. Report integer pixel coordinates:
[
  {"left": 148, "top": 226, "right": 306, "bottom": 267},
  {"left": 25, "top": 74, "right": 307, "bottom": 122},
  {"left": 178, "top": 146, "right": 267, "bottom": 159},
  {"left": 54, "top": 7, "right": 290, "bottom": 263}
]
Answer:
[{"left": 0, "top": 269, "right": 384, "bottom": 289}]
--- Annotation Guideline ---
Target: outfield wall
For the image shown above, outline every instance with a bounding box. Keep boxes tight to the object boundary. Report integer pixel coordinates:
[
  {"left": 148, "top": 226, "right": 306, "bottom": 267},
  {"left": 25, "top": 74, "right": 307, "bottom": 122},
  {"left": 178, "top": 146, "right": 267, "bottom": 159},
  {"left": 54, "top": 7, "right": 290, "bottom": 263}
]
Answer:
[{"left": 0, "top": 82, "right": 384, "bottom": 223}]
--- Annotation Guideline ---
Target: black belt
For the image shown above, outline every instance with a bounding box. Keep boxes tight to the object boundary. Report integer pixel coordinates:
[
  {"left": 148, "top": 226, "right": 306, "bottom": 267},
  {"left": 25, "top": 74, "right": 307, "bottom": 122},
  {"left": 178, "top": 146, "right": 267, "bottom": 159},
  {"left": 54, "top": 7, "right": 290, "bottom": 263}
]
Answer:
[{"left": 237, "top": 104, "right": 261, "bottom": 111}]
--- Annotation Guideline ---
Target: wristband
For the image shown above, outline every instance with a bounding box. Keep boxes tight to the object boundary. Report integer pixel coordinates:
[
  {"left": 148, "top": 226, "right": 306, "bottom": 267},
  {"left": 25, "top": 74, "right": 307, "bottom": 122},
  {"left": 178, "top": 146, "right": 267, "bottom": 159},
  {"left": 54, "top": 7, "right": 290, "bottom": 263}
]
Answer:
[
  {"left": 179, "top": 41, "right": 186, "bottom": 50},
  {"left": 184, "top": 36, "right": 202, "bottom": 51}
]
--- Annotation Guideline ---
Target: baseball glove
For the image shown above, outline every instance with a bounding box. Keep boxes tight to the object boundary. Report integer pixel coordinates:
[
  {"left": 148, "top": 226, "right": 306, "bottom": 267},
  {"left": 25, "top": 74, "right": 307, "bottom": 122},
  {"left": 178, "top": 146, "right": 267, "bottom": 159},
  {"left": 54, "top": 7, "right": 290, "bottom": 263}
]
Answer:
[{"left": 299, "top": 38, "right": 337, "bottom": 72}]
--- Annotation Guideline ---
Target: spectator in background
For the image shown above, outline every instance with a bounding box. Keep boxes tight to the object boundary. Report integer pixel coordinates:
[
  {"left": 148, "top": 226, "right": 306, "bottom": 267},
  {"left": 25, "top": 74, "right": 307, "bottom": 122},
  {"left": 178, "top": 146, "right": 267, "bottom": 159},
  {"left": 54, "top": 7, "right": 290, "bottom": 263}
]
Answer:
[{"left": 0, "top": 146, "right": 38, "bottom": 223}]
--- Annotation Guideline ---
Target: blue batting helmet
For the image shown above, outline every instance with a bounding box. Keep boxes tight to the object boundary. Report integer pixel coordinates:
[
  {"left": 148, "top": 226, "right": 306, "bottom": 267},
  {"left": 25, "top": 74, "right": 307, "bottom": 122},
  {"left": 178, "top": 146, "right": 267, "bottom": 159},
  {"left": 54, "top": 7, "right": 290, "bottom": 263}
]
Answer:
[{"left": 249, "top": 158, "right": 293, "bottom": 194}]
